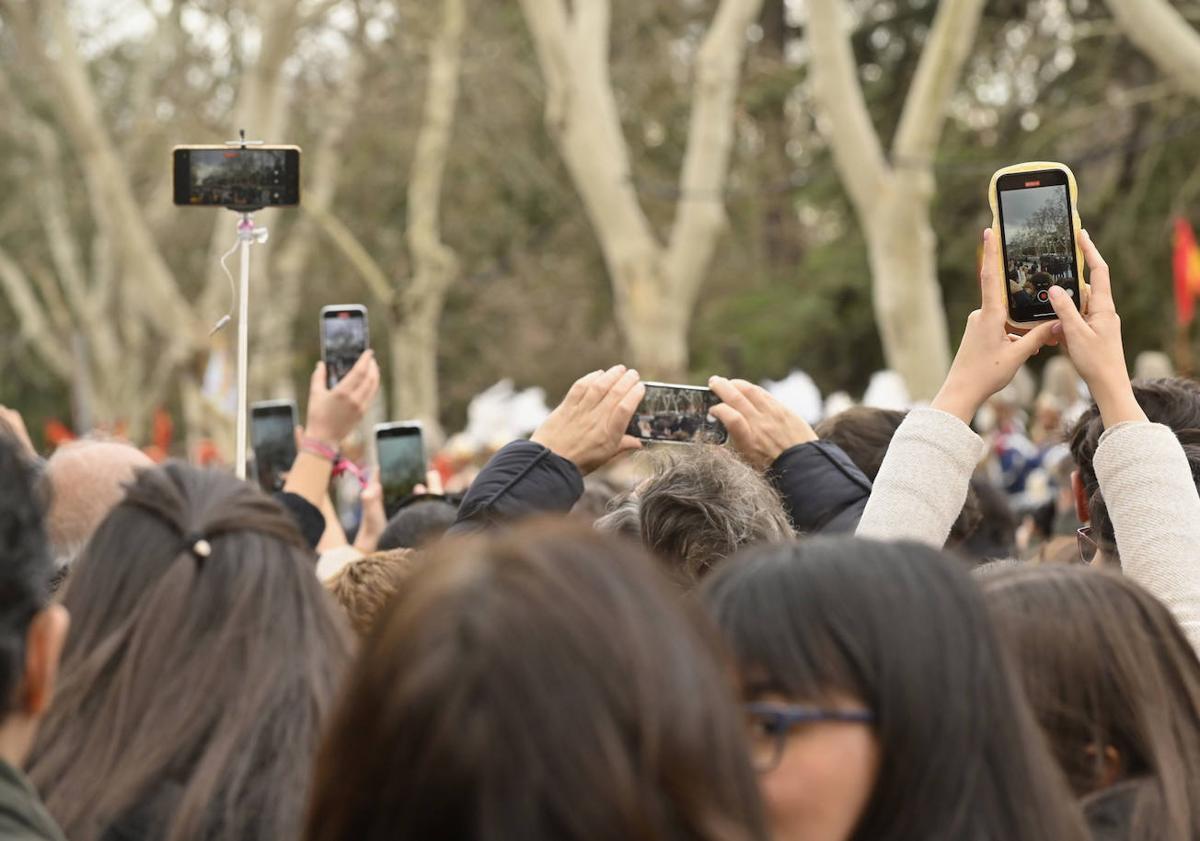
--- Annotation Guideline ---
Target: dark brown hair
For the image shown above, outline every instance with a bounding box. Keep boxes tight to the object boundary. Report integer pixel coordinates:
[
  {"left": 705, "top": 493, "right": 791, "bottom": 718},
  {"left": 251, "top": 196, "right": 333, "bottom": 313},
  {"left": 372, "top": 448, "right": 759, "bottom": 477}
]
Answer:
[
  {"left": 702, "top": 537, "right": 1089, "bottom": 841},
  {"left": 304, "top": 521, "right": 767, "bottom": 841},
  {"left": 28, "top": 462, "right": 353, "bottom": 841},
  {"left": 325, "top": 548, "right": 420, "bottom": 638},
  {"left": 982, "top": 564, "right": 1200, "bottom": 841}
]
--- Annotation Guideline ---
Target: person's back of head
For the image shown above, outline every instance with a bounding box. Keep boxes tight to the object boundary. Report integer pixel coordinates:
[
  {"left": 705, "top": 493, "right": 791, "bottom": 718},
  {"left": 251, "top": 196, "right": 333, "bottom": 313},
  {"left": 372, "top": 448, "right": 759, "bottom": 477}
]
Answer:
[
  {"left": 29, "top": 462, "right": 353, "bottom": 841},
  {"left": 815, "top": 407, "right": 983, "bottom": 546},
  {"left": 0, "top": 432, "right": 69, "bottom": 775},
  {"left": 1069, "top": 378, "right": 1200, "bottom": 561},
  {"left": 375, "top": 498, "right": 458, "bottom": 551},
  {"left": 303, "top": 521, "right": 767, "bottom": 841},
  {"left": 325, "top": 549, "right": 419, "bottom": 638},
  {"left": 700, "top": 537, "right": 1088, "bottom": 841},
  {"left": 44, "top": 438, "right": 153, "bottom": 579},
  {"left": 597, "top": 446, "right": 792, "bottom": 587},
  {"left": 982, "top": 564, "right": 1200, "bottom": 841}
]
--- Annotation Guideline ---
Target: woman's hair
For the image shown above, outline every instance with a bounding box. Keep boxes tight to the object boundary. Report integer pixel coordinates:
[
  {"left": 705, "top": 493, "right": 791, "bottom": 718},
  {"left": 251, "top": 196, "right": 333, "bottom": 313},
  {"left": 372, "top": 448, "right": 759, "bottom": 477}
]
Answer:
[
  {"left": 28, "top": 462, "right": 353, "bottom": 841},
  {"left": 700, "top": 537, "right": 1088, "bottom": 841},
  {"left": 304, "top": 520, "right": 767, "bottom": 841},
  {"left": 981, "top": 564, "right": 1200, "bottom": 841}
]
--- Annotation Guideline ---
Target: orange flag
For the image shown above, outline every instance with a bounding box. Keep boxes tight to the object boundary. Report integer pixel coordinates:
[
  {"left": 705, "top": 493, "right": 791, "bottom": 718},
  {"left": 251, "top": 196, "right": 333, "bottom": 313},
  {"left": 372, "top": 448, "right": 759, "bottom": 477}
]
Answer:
[{"left": 1174, "top": 218, "right": 1200, "bottom": 326}]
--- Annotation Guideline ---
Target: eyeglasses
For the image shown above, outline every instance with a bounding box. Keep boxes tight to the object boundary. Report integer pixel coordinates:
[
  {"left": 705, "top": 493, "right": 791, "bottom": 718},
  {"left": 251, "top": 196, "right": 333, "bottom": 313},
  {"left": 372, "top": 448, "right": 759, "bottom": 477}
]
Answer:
[
  {"left": 744, "top": 702, "right": 874, "bottom": 772},
  {"left": 1076, "top": 526, "right": 1099, "bottom": 565}
]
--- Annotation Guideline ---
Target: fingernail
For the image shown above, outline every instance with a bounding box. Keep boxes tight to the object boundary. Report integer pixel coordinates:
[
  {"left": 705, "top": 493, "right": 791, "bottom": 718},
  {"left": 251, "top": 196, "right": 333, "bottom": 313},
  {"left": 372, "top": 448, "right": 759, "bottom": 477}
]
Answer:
[
  {"left": 1049, "top": 286, "right": 1063, "bottom": 300},
  {"left": 982, "top": 228, "right": 991, "bottom": 241}
]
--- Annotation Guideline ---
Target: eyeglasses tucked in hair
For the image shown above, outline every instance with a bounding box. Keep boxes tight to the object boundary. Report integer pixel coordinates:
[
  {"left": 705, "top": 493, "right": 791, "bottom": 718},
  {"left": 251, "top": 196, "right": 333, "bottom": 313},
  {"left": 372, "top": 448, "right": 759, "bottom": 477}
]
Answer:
[
  {"left": 744, "top": 701, "right": 874, "bottom": 772},
  {"left": 1076, "top": 526, "right": 1099, "bottom": 565}
]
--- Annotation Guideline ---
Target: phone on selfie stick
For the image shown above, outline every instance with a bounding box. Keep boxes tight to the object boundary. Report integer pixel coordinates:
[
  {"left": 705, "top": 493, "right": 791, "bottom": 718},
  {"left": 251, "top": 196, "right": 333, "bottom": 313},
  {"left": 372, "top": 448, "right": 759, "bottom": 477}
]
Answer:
[
  {"left": 375, "top": 422, "right": 426, "bottom": 519},
  {"left": 173, "top": 145, "right": 301, "bottom": 211},
  {"left": 626, "top": 382, "right": 728, "bottom": 445},
  {"left": 250, "top": 400, "right": 298, "bottom": 493},
  {"left": 320, "top": 305, "right": 369, "bottom": 389},
  {"left": 988, "top": 161, "right": 1088, "bottom": 331}
]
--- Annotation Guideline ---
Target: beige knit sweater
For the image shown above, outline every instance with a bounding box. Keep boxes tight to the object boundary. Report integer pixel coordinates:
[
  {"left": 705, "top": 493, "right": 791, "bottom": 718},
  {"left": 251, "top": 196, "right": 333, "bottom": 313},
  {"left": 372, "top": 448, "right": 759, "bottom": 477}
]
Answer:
[{"left": 857, "top": 408, "right": 1200, "bottom": 653}]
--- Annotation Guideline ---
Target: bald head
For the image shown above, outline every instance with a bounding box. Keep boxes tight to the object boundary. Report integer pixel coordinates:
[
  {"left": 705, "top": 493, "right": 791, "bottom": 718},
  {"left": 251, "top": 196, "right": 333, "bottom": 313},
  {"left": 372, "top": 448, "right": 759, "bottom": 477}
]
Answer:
[{"left": 45, "top": 440, "right": 153, "bottom": 571}]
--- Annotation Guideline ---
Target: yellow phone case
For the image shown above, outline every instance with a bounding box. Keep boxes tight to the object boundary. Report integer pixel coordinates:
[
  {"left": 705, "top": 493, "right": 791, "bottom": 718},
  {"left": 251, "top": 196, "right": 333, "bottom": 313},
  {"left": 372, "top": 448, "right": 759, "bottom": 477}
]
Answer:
[{"left": 988, "top": 161, "right": 1088, "bottom": 330}]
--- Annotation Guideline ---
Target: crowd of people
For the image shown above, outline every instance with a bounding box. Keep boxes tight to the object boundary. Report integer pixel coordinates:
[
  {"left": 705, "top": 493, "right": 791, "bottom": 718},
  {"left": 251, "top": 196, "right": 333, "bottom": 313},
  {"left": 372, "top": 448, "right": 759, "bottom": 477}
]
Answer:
[{"left": 0, "top": 227, "right": 1198, "bottom": 841}]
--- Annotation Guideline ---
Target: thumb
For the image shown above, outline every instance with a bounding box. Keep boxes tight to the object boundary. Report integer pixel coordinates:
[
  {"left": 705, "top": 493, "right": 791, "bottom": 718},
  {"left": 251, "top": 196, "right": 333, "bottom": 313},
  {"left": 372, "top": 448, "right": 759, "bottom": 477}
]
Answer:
[
  {"left": 1012, "top": 321, "right": 1057, "bottom": 362},
  {"left": 617, "top": 435, "right": 643, "bottom": 455},
  {"left": 1048, "top": 286, "right": 1088, "bottom": 338},
  {"left": 310, "top": 362, "right": 329, "bottom": 397}
]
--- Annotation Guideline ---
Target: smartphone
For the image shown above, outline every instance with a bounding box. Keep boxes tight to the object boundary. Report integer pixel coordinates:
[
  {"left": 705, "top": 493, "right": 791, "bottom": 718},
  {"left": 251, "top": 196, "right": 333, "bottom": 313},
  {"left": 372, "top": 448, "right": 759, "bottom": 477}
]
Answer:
[
  {"left": 250, "top": 400, "right": 298, "bottom": 493},
  {"left": 376, "top": 422, "right": 425, "bottom": 519},
  {"left": 626, "top": 382, "right": 728, "bottom": 445},
  {"left": 172, "top": 145, "right": 301, "bottom": 212},
  {"left": 989, "top": 162, "right": 1087, "bottom": 329},
  {"left": 320, "top": 305, "right": 369, "bottom": 389}
]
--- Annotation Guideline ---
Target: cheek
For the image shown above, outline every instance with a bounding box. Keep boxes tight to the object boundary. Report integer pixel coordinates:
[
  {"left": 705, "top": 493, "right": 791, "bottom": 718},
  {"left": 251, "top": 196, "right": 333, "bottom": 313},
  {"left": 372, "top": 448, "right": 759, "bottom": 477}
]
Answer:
[{"left": 759, "top": 726, "right": 880, "bottom": 841}]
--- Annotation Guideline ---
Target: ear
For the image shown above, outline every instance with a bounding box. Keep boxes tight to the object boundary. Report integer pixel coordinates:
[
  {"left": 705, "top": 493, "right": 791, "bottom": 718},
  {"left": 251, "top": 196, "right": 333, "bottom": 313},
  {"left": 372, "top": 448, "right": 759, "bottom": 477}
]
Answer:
[
  {"left": 1084, "top": 743, "right": 1124, "bottom": 791},
  {"left": 20, "top": 605, "right": 69, "bottom": 718},
  {"left": 1071, "top": 470, "right": 1090, "bottom": 524}
]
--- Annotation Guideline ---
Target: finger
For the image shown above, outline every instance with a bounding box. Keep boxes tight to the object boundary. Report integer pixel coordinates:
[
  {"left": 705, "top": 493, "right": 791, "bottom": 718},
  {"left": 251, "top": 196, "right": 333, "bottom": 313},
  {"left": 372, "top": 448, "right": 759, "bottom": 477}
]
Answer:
[
  {"left": 563, "top": 369, "right": 604, "bottom": 408},
  {"left": 979, "top": 228, "right": 1004, "bottom": 314},
  {"left": 709, "top": 376, "right": 760, "bottom": 422},
  {"left": 709, "top": 403, "right": 751, "bottom": 444},
  {"left": 413, "top": 484, "right": 428, "bottom": 495},
  {"left": 601, "top": 368, "right": 641, "bottom": 412},
  {"left": 581, "top": 365, "right": 626, "bottom": 411},
  {"left": 310, "top": 362, "right": 328, "bottom": 398},
  {"left": 1011, "top": 321, "right": 1057, "bottom": 361},
  {"left": 1079, "top": 229, "right": 1113, "bottom": 313},
  {"left": 610, "top": 381, "right": 645, "bottom": 433},
  {"left": 425, "top": 469, "right": 445, "bottom": 495},
  {"left": 616, "top": 435, "right": 643, "bottom": 455},
  {"left": 335, "top": 349, "right": 375, "bottom": 393},
  {"left": 731, "top": 379, "right": 776, "bottom": 414},
  {"left": 352, "top": 357, "right": 381, "bottom": 405},
  {"left": 1048, "top": 286, "right": 1089, "bottom": 338}
]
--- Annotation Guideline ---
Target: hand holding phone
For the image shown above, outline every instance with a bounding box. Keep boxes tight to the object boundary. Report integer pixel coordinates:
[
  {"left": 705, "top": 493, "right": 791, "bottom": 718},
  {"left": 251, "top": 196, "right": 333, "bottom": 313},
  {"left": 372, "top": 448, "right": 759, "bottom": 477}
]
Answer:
[
  {"left": 320, "top": 305, "right": 369, "bottom": 390},
  {"left": 707, "top": 377, "right": 814, "bottom": 470},
  {"left": 988, "top": 161, "right": 1088, "bottom": 329},
  {"left": 305, "top": 350, "right": 380, "bottom": 448},
  {"left": 531, "top": 365, "right": 644, "bottom": 474}
]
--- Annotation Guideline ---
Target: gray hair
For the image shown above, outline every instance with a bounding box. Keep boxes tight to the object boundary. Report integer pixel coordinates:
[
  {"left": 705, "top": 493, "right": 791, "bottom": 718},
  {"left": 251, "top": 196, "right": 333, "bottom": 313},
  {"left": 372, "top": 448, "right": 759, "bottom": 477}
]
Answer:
[{"left": 597, "top": 446, "right": 794, "bottom": 587}]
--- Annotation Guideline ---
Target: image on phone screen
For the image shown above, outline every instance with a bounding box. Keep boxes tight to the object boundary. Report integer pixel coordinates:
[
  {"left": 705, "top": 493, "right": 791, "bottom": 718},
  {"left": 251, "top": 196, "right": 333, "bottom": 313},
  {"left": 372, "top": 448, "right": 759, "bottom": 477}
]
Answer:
[
  {"left": 173, "top": 147, "right": 300, "bottom": 210},
  {"left": 251, "top": 401, "right": 297, "bottom": 494},
  {"left": 322, "top": 308, "right": 368, "bottom": 389},
  {"left": 626, "top": 383, "right": 728, "bottom": 445},
  {"left": 377, "top": 424, "right": 425, "bottom": 519},
  {"left": 996, "top": 169, "right": 1081, "bottom": 323}
]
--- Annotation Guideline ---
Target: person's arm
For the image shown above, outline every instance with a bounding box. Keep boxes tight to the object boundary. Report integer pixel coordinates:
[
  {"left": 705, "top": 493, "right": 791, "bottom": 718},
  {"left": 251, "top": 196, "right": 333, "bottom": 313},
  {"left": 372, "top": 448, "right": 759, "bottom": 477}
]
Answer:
[
  {"left": 1043, "top": 231, "right": 1200, "bottom": 648},
  {"left": 451, "top": 365, "right": 644, "bottom": 533},
  {"left": 707, "top": 377, "right": 869, "bottom": 533},
  {"left": 857, "top": 227, "right": 1056, "bottom": 546}
]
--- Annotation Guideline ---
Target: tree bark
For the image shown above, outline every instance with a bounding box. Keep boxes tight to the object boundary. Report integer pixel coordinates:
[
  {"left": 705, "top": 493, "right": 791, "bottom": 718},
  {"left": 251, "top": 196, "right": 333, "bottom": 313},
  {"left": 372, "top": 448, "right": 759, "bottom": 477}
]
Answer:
[
  {"left": 806, "top": 0, "right": 983, "bottom": 399},
  {"left": 518, "top": 0, "right": 763, "bottom": 381},
  {"left": 1105, "top": 0, "right": 1200, "bottom": 100}
]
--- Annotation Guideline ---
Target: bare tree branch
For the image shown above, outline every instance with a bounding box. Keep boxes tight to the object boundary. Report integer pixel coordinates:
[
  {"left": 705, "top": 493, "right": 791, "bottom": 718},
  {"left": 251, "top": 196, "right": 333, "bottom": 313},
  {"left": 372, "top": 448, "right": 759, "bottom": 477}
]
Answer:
[
  {"left": 1105, "top": 0, "right": 1200, "bottom": 100},
  {"left": 0, "top": 244, "right": 73, "bottom": 378},
  {"left": 307, "top": 205, "right": 395, "bottom": 303}
]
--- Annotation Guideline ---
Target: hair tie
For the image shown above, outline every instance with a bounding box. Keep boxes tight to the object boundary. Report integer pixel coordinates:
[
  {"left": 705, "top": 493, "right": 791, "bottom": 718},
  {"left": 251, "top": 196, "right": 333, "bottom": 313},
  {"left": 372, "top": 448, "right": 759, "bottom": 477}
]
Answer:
[{"left": 182, "top": 532, "right": 213, "bottom": 564}]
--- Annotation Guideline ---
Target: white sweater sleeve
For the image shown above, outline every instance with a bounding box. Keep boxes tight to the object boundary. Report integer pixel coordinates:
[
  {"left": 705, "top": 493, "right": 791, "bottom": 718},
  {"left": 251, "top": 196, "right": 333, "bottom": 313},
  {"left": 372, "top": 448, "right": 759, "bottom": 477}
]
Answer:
[
  {"left": 1093, "top": 421, "right": 1200, "bottom": 653},
  {"left": 856, "top": 408, "right": 986, "bottom": 548}
]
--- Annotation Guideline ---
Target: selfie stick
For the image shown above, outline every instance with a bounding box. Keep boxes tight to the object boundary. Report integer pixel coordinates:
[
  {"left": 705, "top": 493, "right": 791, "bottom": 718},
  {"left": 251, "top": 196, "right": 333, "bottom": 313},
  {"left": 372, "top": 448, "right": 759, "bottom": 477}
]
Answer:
[{"left": 225, "top": 131, "right": 268, "bottom": 481}]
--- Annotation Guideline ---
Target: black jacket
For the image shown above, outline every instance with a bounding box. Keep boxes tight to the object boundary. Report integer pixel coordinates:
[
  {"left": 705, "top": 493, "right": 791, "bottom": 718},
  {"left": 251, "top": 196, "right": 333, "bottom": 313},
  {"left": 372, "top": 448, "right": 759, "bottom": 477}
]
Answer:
[{"left": 451, "top": 440, "right": 871, "bottom": 536}]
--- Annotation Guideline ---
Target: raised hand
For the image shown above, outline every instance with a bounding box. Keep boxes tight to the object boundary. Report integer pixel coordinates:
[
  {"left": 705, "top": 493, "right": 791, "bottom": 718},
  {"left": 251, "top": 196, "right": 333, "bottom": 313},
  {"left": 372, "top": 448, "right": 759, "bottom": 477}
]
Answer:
[
  {"left": 931, "top": 228, "right": 1058, "bottom": 424},
  {"left": 531, "top": 365, "right": 644, "bottom": 475},
  {"left": 1048, "top": 230, "right": 1146, "bottom": 427},
  {"left": 305, "top": 351, "right": 381, "bottom": 448},
  {"left": 708, "top": 376, "right": 817, "bottom": 470}
]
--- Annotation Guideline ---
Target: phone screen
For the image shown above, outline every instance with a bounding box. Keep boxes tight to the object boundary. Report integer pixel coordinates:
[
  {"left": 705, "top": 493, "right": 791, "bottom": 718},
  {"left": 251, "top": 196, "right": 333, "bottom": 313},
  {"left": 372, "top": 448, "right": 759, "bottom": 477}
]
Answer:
[
  {"left": 322, "top": 308, "right": 368, "bottom": 389},
  {"left": 173, "top": 147, "right": 300, "bottom": 210},
  {"left": 378, "top": 426, "right": 425, "bottom": 518},
  {"left": 626, "top": 383, "right": 728, "bottom": 445},
  {"left": 996, "top": 169, "right": 1081, "bottom": 323},
  {"left": 251, "top": 402, "right": 297, "bottom": 493}
]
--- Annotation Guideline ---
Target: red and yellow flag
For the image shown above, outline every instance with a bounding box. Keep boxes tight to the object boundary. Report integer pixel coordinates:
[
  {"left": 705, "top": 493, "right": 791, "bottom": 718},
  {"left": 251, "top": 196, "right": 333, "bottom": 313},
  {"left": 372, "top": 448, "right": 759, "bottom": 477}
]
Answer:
[{"left": 1174, "top": 217, "right": 1200, "bottom": 326}]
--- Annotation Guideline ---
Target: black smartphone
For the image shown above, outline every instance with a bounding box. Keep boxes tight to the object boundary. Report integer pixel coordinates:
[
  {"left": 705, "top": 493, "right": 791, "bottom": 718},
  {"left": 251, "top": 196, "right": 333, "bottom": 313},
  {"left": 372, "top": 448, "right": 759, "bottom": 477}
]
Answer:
[
  {"left": 172, "top": 145, "right": 301, "bottom": 212},
  {"left": 994, "top": 167, "right": 1082, "bottom": 325},
  {"left": 376, "top": 422, "right": 425, "bottom": 519},
  {"left": 250, "top": 400, "right": 298, "bottom": 493},
  {"left": 626, "top": 382, "right": 728, "bottom": 445},
  {"left": 320, "top": 305, "right": 369, "bottom": 389}
]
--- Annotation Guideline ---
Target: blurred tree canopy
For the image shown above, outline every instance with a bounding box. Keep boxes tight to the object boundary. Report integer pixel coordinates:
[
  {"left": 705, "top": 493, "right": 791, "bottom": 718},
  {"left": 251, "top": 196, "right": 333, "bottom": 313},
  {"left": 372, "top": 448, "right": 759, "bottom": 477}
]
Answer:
[{"left": 0, "top": 0, "right": 1198, "bottom": 449}]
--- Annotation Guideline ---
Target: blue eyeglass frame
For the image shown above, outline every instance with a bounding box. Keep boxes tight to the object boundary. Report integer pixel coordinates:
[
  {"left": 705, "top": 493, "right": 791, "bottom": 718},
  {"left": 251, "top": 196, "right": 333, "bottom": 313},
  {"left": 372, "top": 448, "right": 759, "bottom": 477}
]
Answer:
[{"left": 744, "top": 702, "right": 875, "bottom": 772}]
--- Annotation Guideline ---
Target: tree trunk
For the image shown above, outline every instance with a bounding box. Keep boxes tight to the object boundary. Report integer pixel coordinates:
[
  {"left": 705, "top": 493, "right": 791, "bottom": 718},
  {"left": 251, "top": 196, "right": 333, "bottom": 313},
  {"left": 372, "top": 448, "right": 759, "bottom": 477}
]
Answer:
[
  {"left": 390, "top": 300, "right": 443, "bottom": 438},
  {"left": 864, "top": 179, "right": 951, "bottom": 400}
]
